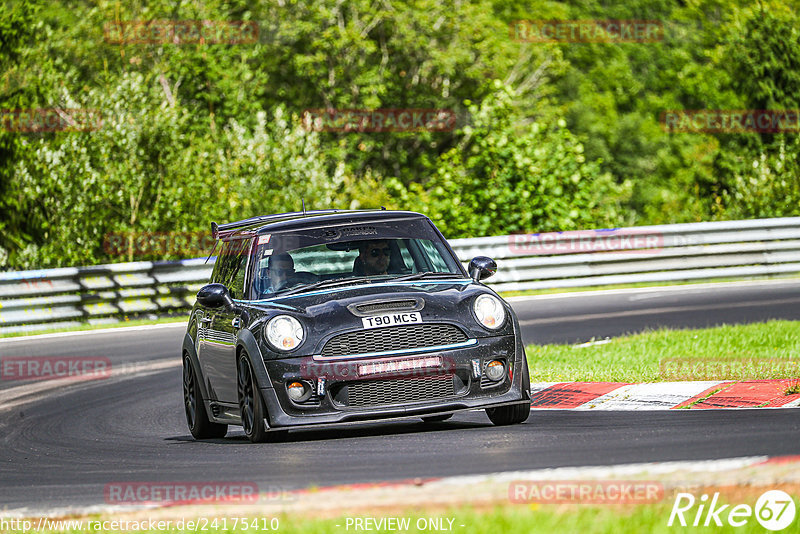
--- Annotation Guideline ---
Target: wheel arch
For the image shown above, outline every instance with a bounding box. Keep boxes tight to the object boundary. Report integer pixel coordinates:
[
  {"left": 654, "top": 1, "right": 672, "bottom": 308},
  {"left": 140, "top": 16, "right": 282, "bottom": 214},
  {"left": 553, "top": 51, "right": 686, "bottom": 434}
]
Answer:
[
  {"left": 236, "top": 328, "right": 274, "bottom": 391},
  {"left": 182, "top": 333, "right": 211, "bottom": 401}
]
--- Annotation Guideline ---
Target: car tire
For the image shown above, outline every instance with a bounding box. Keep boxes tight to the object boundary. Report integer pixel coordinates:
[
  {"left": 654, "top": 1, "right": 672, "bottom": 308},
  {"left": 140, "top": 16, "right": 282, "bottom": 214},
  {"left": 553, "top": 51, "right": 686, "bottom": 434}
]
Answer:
[
  {"left": 422, "top": 414, "right": 453, "bottom": 422},
  {"left": 486, "top": 358, "right": 531, "bottom": 426},
  {"left": 183, "top": 355, "right": 228, "bottom": 439},
  {"left": 237, "top": 353, "right": 287, "bottom": 443}
]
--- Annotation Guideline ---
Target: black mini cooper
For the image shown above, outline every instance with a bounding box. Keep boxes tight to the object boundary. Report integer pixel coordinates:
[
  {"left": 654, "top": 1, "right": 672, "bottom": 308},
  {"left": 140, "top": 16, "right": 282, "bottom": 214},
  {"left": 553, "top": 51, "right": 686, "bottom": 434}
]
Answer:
[{"left": 181, "top": 209, "right": 531, "bottom": 442}]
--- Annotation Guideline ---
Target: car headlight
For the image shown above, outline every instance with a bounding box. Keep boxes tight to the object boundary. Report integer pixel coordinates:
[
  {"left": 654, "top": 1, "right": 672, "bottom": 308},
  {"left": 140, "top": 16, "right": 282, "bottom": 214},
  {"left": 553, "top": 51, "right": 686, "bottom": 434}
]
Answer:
[
  {"left": 265, "top": 315, "right": 304, "bottom": 351},
  {"left": 473, "top": 294, "right": 506, "bottom": 330}
]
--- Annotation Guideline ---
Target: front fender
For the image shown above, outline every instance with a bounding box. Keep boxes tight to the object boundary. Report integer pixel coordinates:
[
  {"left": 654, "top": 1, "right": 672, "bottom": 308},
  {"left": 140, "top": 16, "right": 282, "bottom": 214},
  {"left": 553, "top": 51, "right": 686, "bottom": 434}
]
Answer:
[
  {"left": 236, "top": 328, "right": 274, "bottom": 391},
  {"left": 511, "top": 309, "right": 531, "bottom": 399}
]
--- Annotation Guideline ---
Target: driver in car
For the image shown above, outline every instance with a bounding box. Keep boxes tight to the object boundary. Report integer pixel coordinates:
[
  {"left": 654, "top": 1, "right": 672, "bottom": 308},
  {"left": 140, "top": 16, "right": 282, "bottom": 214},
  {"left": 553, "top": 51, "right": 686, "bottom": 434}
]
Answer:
[
  {"left": 357, "top": 239, "right": 391, "bottom": 275},
  {"left": 267, "top": 252, "right": 296, "bottom": 291}
]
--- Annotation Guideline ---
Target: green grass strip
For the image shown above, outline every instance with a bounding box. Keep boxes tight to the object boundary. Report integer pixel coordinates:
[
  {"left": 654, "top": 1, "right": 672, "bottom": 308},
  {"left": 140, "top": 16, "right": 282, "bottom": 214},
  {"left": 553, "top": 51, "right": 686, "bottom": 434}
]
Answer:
[{"left": 526, "top": 320, "right": 800, "bottom": 383}]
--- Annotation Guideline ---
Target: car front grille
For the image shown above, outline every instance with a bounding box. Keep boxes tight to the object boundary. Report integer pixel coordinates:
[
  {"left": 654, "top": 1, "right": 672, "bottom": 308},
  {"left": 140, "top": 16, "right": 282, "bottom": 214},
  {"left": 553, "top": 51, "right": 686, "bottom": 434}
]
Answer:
[
  {"left": 344, "top": 375, "right": 456, "bottom": 407},
  {"left": 320, "top": 324, "right": 468, "bottom": 357},
  {"left": 354, "top": 300, "right": 419, "bottom": 314}
]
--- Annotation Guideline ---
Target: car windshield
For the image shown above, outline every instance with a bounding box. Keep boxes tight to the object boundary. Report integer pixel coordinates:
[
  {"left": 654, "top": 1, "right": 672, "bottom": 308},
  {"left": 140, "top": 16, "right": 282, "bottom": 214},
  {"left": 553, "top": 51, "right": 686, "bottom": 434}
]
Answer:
[{"left": 251, "top": 218, "right": 464, "bottom": 298}]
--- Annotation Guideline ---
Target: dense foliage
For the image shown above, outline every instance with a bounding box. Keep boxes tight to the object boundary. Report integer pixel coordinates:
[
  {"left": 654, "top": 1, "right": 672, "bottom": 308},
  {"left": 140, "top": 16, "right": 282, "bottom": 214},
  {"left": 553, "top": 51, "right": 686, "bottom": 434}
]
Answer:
[{"left": 1, "top": 0, "right": 798, "bottom": 268}]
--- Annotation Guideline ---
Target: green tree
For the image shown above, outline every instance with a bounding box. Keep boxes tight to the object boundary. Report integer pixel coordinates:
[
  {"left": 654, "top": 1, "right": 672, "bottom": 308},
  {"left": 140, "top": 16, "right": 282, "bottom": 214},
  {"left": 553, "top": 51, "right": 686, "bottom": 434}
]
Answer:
[
  {"left": 0, "top": 0, "right": 45, "bottom": 266},
  {"left": 394, "top": 81, "right": 629, "bottom": 238}
]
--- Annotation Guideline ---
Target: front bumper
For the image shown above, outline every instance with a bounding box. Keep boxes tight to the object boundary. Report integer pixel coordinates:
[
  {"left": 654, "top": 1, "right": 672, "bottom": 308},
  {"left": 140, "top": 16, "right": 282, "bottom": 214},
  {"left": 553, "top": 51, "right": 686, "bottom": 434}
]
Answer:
[{"left": 259, "top": 335, "right": 529, "bottom": 429}]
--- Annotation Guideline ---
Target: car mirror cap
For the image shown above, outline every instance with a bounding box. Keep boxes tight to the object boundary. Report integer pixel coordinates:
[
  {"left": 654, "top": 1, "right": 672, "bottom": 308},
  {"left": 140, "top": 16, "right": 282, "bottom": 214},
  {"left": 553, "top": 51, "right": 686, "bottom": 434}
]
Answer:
[
  {"left": 197, "top": 283, "right": 235, "bottom": 309},
  {"left": 468, "top": 256, "right": 497, "bottom": 282}
]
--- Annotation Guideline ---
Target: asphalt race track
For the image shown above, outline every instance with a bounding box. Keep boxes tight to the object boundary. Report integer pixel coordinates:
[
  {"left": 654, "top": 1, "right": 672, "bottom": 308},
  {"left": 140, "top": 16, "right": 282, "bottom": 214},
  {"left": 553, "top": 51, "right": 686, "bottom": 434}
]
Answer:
[
  {"left": 511, "top": 279, "right": 800, "bottom": 344},
  {"left": 2, "top": 279, "right": 800, "bottom": 512}
]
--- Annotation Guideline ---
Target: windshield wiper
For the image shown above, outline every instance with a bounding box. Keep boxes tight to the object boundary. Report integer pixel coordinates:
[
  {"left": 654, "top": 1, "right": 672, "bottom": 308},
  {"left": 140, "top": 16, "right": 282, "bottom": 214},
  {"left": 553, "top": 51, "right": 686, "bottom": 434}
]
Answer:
[
  {"left": 275, "top": 276, "right": 378, "bottom": 297},
  {"left": 390, "top": 271, "right": 462, "bottom": 283}
]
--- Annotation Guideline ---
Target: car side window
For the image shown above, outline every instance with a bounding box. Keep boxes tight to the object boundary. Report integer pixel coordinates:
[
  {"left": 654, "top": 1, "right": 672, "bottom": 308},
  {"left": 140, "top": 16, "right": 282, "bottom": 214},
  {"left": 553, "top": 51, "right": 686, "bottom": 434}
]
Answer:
[
  {"left": 229, "top": 259, "right": 248, "bottom": 299},
  {"left": 228, "top": 240, "right": 252, "bottom": 299},
  {"left": 211, "top": 239, "right": 251, "bottom": 299},
  {"left": 209, "top": 242, "right": 228, "bottom": 284}
]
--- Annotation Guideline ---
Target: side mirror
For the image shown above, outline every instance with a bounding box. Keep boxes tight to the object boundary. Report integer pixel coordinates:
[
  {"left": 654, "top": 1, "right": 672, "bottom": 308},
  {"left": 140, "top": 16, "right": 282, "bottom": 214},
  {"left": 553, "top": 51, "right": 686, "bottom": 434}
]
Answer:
[
  {"left": 197, "top": 283, "right": 235, "bottom": 309},
  {"left": 468, "top": 256, "right": 497, "bottom": 282}
]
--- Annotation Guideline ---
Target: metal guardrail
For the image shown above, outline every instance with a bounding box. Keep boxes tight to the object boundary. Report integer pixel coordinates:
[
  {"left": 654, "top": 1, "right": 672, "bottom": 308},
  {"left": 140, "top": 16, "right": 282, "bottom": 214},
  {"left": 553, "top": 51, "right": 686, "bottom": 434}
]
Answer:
[
  {"left": 2, "top": 217, "right": 799, "bottom": 334},
  {"left": 464, "top": 217, "right": 800, "bottom": 292},
  {"left": 0, "top": 259, "right": 213, "bottom": 334}
]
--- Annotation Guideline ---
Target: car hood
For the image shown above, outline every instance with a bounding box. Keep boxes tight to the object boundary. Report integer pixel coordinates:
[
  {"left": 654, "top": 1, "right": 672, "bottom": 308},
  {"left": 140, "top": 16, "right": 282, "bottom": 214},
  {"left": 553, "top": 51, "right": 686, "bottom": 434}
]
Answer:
[{"left": 249, "top": 279, "right": 512, "bottom": 345}]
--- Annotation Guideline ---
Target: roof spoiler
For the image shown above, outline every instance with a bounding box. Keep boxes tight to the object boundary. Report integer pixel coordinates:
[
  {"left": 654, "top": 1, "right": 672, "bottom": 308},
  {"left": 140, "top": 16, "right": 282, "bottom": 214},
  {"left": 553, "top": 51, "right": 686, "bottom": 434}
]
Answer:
[{"left": 210, "top": 207, "right": 392, "bottom": 238}]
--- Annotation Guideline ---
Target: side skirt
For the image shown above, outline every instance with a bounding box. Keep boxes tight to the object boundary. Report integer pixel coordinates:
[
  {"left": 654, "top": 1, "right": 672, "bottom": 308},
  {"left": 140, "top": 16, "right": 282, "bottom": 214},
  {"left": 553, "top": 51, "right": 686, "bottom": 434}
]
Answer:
[{"left": 206, "top": 401, "right": 244, "bottom": 425}]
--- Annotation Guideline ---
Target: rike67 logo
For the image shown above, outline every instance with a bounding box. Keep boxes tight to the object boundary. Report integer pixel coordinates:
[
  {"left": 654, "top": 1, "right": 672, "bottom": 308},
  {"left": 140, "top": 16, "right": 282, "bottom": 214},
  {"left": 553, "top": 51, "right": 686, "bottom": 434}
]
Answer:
[{"left": 668, "top": 490, "right": 796, "bottom": 531}]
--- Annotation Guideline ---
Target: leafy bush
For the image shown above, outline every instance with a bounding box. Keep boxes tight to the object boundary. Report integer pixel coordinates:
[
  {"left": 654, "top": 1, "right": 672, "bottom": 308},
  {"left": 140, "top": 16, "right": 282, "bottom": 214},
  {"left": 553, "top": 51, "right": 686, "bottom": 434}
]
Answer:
[
  {"left": 11, "top": 73, "right": 387, "bottom": 267},
  {"left": 393, "top": 82, "right": 630, "bottom": 238}
]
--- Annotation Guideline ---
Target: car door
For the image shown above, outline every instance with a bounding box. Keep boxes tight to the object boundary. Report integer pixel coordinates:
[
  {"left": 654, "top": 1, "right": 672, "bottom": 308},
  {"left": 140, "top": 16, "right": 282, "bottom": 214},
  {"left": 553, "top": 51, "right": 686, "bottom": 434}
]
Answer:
[{"left": 198, "top": 237, "right": 252, "bottom": 404}]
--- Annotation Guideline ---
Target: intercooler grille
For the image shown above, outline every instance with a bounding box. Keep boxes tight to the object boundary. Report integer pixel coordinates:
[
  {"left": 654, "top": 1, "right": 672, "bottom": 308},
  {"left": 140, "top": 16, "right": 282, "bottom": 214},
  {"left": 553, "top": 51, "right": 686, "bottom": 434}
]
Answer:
[
  {"left": 354, "top": 300, "right": 418, "bottom": 314},
  {"left": 320, "top": 324, "right": 467, "bottom": 357},
  {"left": 345, "top": 375, "right": 456, "bottom": 407}
]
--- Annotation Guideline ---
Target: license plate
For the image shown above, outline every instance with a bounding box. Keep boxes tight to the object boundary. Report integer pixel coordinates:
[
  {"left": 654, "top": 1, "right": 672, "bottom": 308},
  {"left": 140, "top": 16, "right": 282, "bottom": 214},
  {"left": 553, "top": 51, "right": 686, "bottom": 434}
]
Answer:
[
  {"left": 359, "top": 356, "right": 441, "bottom": 377},
  {"left": 361, "top": 312, "right": 422, "bottom": 329}
]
